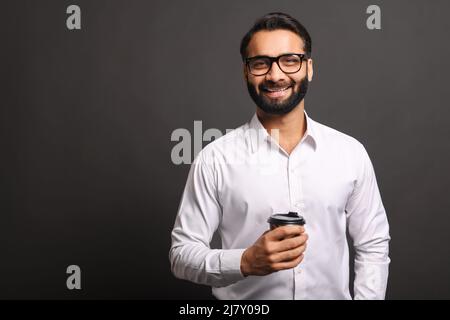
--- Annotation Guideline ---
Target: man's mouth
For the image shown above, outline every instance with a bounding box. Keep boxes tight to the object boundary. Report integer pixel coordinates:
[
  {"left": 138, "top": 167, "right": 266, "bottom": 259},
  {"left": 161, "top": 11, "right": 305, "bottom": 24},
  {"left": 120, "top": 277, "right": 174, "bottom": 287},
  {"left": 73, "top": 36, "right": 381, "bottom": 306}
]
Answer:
[{"left": 262, "top": 85, "right": 292, "bottom": 98}]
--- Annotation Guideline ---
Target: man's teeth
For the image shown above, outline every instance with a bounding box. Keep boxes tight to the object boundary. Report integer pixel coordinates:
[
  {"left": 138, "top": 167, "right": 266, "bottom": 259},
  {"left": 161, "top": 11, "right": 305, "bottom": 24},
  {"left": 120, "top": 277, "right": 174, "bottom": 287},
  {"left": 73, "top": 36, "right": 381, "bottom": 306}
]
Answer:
[{"left": 266, "top": 87, "right": 290, "bottom": 92}]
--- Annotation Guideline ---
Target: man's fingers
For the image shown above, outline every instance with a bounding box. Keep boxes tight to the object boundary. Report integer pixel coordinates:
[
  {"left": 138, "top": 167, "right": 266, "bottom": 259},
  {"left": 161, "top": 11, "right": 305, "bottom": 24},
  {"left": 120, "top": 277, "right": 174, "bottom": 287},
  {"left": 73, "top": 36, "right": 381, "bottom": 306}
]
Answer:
[
  {"left": 271, "top": 254, "right": 304, "bottom": 271},
  {"left": 269, "top": 244, "right": 307, "bottom": 263},
  {"left": 274, "top": 233, "right": 308, "bottom": 252},
  {"left": 267, "top": 225, "right": 304, "bottom": 241}
]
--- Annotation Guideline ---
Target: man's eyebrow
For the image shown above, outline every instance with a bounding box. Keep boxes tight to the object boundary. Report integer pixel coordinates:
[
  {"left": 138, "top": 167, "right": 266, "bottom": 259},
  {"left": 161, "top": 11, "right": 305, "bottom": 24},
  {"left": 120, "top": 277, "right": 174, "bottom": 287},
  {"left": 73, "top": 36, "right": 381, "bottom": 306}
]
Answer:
[{"left": 247, "top": 52, "right": 306, "bottom": 59}]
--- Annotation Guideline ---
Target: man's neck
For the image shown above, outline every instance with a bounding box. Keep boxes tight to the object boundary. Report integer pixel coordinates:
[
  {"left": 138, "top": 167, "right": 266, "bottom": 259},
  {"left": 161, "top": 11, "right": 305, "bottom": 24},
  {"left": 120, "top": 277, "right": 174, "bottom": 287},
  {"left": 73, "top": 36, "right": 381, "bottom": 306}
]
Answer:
[{"left": 256, "top": 101, "right": 307, "bottom": 154}]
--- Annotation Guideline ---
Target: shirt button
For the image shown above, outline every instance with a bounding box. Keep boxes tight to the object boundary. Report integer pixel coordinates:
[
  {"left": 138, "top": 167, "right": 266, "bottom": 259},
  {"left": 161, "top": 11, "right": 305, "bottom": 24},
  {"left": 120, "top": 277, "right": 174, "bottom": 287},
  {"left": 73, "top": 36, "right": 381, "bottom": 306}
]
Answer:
[{"left": 296, "top": 268, "right": 302, "bottom": 274}]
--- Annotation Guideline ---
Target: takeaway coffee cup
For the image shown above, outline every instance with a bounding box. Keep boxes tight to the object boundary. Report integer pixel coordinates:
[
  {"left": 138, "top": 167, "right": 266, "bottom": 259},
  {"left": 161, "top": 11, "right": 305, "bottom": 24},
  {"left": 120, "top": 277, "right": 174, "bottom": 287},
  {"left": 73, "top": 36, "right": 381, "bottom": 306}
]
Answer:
[{"left": 267, "top": 211, "right": 306, "bottom": 230}]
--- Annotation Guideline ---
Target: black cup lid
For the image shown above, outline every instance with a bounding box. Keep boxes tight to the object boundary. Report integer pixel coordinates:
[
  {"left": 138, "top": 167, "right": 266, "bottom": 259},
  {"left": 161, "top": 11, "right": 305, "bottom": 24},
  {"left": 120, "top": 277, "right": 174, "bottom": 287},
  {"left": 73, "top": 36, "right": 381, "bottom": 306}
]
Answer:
[{"left": 267, "top": 212, "right": 305, "bottom": 226}]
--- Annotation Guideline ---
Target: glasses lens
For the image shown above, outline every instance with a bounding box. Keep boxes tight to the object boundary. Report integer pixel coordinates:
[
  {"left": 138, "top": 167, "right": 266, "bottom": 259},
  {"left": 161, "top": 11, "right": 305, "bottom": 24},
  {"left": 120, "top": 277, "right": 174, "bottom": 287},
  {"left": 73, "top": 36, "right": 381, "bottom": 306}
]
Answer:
[
  {"left": 279, "top": 55, "right": 302, "bottom": 73},
  {"left": 248, "top": 57, "right": 271, "bottom": 75}
]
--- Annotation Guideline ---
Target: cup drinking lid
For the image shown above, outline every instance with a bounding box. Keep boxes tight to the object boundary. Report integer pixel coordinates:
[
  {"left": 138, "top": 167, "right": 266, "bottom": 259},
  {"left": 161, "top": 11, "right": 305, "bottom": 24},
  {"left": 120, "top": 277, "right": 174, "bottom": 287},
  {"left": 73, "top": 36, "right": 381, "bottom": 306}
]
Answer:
[{"left": 267, "top": 211, "right": 306, "bottom": 226}]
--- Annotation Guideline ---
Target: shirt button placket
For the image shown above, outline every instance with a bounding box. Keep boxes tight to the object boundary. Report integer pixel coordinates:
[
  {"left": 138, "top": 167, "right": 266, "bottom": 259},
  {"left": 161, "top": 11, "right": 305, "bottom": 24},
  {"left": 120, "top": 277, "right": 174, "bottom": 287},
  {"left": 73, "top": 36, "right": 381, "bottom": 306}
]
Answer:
[
  {"left": 294, "top": 267, "right": 304, "bottom": 300},
  {"left": 289, "top": 160, "right": 302, "bottom": 212}
]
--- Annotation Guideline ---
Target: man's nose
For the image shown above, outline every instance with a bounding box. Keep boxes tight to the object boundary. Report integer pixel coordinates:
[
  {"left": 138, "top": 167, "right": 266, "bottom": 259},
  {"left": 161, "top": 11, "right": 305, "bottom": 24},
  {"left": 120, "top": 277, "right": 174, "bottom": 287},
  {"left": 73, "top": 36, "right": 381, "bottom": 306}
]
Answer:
[{"left": 265, "top": 61, "right": 286, "bottom": 82}]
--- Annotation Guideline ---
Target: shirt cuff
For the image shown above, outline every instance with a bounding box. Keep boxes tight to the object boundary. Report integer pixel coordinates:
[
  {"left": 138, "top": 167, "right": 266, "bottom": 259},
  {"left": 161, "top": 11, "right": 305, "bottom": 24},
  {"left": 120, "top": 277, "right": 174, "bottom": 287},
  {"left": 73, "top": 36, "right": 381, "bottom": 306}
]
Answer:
[{"left": 220, "top": 249, "right": 246, "bottom": 283}]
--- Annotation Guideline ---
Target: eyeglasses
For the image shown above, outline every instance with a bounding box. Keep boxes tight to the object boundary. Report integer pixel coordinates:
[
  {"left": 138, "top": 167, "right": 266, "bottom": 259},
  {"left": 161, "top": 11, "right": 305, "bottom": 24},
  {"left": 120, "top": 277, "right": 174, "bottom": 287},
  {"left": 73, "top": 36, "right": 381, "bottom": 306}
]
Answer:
[{"left": 245, "top": 53, "right": 307, "bottom": 76}]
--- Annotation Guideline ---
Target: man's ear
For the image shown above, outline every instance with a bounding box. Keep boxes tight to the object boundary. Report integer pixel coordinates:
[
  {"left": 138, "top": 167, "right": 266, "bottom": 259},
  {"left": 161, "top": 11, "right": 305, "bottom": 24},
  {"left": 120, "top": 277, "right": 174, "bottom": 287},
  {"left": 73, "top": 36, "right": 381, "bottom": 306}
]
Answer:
[
  {"left": 243, "top": 63, "right": 248, "bottom": 80},
  {"left": 307, "top": 58, "right": 314, "bottom": 82}
]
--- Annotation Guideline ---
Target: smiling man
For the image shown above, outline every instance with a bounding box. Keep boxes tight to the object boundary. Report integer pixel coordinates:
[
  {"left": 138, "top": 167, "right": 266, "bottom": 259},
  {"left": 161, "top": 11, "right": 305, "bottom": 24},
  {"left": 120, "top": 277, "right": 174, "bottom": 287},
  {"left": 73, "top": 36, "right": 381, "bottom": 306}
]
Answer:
[{"left": 169, "top": 12, "right": 391, "bottom": 300}]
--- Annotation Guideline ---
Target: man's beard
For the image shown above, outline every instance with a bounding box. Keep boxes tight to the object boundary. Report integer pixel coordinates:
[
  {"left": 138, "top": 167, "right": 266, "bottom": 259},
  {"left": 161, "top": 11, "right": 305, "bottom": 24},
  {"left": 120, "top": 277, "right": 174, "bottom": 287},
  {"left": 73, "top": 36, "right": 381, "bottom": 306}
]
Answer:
[{"left": 246, "top": 75, "right": 309, "bottom": 115}]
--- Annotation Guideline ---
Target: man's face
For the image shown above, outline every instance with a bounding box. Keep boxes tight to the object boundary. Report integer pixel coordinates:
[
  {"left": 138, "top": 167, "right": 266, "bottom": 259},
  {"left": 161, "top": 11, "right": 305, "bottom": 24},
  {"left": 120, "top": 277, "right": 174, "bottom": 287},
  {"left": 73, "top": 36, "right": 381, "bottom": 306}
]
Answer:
[{"left": 244, "top": 29, "right": 313, "bottom": 115}]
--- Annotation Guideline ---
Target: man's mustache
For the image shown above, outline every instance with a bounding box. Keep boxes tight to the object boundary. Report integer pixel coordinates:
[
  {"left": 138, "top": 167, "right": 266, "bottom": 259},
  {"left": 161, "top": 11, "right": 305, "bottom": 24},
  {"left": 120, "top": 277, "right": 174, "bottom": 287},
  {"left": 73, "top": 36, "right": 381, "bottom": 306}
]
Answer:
[{"left": 259, "top": 80, "right": 296, "bottom": 91}]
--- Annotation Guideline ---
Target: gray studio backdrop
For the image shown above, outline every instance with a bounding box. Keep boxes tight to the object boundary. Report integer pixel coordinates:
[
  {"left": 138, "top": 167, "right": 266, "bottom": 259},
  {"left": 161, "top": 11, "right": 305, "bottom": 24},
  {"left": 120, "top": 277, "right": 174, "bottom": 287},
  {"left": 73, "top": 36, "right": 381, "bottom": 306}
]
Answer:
[{"left": 1, "top": 0, "right": 449, "bottom": 299}]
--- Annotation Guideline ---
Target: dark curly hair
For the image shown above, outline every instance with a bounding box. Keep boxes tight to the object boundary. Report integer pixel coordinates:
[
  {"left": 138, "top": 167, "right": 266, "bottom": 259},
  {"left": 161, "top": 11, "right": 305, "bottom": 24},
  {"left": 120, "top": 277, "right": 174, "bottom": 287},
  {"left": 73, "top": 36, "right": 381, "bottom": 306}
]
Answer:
[{"left": 240, "top": 12, "right": 312, "bottom": 61}]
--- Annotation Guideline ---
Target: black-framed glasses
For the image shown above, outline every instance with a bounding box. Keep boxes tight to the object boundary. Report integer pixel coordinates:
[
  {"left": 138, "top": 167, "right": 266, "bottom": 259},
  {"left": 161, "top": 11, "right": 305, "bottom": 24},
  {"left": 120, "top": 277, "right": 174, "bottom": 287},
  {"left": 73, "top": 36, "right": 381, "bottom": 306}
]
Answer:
[{"left": 245, "top": 53, "right": 307, "bottom": 76}]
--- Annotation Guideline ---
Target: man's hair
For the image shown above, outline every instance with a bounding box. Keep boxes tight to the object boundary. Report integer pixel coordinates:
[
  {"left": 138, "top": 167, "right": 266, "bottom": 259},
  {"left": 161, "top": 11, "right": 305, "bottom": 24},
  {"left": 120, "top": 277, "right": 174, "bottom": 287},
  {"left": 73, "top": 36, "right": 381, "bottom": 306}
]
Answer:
[{"left": 240, "top": 12, "right": 312, "bottom": 61}]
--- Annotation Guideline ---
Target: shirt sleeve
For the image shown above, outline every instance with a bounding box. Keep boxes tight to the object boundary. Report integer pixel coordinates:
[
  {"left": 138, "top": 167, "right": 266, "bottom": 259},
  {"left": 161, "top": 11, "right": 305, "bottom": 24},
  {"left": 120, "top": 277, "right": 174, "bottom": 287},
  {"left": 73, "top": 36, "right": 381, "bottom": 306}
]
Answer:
[
  {"left": 169, "top": 149, "right": 246, "bottom": 288},
  {"left": 345, "top": 142, "right": 391, "bottom": 300}
]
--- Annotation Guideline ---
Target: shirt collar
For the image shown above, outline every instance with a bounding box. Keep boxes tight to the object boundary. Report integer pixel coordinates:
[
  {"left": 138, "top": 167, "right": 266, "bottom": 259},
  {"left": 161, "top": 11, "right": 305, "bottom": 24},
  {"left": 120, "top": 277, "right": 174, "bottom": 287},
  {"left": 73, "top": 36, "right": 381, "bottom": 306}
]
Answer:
[{"left": 247, "top": 109, "right": 318, "bottom": 154}]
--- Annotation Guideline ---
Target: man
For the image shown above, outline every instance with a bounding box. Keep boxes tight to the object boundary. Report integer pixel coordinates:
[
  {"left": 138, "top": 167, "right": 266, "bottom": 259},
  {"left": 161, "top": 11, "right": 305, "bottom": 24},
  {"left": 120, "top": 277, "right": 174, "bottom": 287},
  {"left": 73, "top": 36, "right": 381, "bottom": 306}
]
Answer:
[{"left": 169, "top": 12, "right": 390, "bottom": 300}]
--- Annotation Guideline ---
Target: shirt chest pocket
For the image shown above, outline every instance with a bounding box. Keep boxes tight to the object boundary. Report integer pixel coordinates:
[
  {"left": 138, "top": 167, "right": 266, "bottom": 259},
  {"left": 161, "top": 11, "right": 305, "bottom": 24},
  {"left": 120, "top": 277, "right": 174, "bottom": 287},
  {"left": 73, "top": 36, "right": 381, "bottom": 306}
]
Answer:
[
  {"left": 299, "top": 163, "right": 356, "bottom": 216},
  {"left": 219, "top": 165, "right": 291, "bottom": 227}
]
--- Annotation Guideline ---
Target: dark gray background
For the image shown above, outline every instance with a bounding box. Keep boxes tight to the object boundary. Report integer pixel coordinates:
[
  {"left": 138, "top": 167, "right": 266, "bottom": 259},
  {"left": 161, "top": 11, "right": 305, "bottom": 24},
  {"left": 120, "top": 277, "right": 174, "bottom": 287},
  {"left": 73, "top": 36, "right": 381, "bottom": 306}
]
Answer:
[{"left": 1, "top": 0, "right": 449, "bottom": 299}]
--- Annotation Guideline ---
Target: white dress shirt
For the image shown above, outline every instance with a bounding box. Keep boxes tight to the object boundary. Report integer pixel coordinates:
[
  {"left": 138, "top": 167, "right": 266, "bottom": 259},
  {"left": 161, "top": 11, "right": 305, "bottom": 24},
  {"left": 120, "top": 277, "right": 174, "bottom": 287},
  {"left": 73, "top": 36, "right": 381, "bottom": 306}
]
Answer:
[{"left": 169, "top": 109, "right": 390, "bottom": 300}]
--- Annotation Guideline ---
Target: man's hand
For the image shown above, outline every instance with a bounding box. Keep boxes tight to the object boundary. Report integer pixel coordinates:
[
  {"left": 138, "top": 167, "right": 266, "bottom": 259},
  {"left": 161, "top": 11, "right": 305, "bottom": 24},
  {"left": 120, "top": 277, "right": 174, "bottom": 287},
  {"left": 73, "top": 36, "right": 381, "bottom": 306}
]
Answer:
[{"left": 240, "top": 225, "right": 308, "bottom": 276}]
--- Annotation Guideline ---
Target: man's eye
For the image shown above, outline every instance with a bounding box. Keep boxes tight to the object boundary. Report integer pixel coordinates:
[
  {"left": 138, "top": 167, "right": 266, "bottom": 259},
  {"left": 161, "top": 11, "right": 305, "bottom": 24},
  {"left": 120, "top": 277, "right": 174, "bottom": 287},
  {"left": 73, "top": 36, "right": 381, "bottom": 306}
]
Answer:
[
  {"left": 252, "top": 61, "right": 268, "bottom": 69},
  {"left": 284, "top": 58, "right": 300, "bottom": 64}
]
